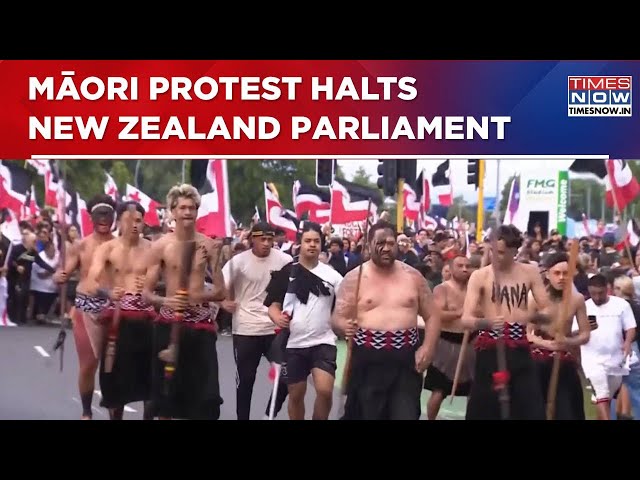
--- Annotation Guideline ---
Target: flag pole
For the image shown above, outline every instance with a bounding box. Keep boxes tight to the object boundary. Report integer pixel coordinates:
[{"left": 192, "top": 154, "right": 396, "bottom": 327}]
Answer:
[
  {"left": 397, "top": 178, "right": 405, "bottom": 234},
  {"left": 494, "top": 159, "right": 501, "bottom": 221},
  {"left": 475, "top": 160, "right": 485, "bottom": 243},
  {"left": 606, "top": 161, "right": 638, "bottom": 273}
]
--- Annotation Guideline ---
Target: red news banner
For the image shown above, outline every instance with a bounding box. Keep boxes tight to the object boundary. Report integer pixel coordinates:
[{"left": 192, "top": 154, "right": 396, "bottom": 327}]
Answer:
[{"left": 0, "top": 60, "right": 511, "bottom": 157}]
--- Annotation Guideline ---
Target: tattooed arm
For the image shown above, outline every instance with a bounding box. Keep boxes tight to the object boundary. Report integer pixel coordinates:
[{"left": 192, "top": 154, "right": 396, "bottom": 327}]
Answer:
[
  {"left": 331, "top": 267, "right": 359, "bottom": 336},
  {"left": 203, "top": 239, "right": 225, "bottom": 302},
  {"left": 414, "top": 268, "right": 440, "bottom": 364}
]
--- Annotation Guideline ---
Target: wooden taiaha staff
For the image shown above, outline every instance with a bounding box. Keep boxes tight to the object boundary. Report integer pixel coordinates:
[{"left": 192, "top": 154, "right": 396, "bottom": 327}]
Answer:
[
  {"left": 545, "top": 239, "right": 580, "bottom": 420},
  {"left": 340, "top": 198, "right": 372, "bottom": 400},
  {"left": 488, "top": 224, "right": 511, "bottom": 420},
  {"left": 104, "top": 204, "right": 139, "bottom": 374},
  {"left": 163, "top": 240, "right": 197, "bottom": 395},
  {"left": 52, "top": 161, "right": 69, "bottom": 372},
  {"left": 449, "top": 330, "right": 470, "bottom": 404}
]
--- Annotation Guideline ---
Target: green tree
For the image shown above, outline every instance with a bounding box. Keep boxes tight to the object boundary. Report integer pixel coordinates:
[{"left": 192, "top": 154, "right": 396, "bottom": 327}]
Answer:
[
  {"left": 348, "top": 165, "right": 377, "bottom": 189},
  {"left": 499, "top": 175, "right": 516, "bottom": 218},
  {"left": 108, "top": 160, "right": 133, "bottom": 198},
  {"left": 447, "top": 195, "right": 475, "bottom": 222},
  {"left": 60, "top": 160, "right": 107, "bottom": 199},
  {"left": 567, "top": 178, "right": 606, "bottom": 221},
  {"left": 226, "top": 159, "right": 318, "bottom": 224}
]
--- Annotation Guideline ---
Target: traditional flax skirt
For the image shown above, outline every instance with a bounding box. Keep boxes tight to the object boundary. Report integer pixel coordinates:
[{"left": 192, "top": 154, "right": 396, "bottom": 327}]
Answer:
[
  {"left": 423, "top": 331, "right": 476, "bottom": 397},
  {"left": 72, "top": 293, "right": 109, "bottom": 367},
  {"left": 343, "top": 327, "right": 422, "bottom": 420},
  {"left": 531, "top": 347, "right": 585, "bottom": 420},
  {"left": 98, "top": 294, "right": 156, "bottom": 409},
  {"left": 466, "top": 323, "right": 545, "bottom": 420},
  {"left": 151, "top": 304, "right": 223, "bottom": 420}
]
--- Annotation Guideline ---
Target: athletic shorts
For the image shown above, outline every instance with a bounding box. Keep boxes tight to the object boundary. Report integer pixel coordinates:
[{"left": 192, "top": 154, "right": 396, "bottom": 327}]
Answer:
[
  {"left": 284, "top": 344, "right": 337, "bottom": 384},
  {"left": 587, "top": 367, "right": 623, "bottom": 404}
]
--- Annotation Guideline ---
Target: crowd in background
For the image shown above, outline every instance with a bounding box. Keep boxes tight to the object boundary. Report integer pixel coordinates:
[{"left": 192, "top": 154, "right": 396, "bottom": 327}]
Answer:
[
  {"left": 3, "top": 207, "right": 640, "bottom": 327},
  {"left": 3, "top": 204, "right": 640, "bottom": 419}
]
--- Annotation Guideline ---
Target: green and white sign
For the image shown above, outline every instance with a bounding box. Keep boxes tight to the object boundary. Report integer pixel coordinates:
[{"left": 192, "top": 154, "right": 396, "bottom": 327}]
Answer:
[{"left": 556, "top": 170, "right": 569, "bottom": 236}]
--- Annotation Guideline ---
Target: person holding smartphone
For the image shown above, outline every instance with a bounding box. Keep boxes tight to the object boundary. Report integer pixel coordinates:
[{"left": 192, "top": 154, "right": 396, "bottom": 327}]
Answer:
[{"left": 580, "top": 274, "right": 636, "bottom": 420}]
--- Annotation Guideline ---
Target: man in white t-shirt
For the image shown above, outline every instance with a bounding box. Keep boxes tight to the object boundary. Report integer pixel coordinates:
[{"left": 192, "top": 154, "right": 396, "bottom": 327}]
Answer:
[
  {"left": 264, "top": 222, "right": 343, "bottom": 420},
  {"left": 221, "top": 222, "right": 293, "bottom": 420},
  {"left": 581, "top": 273, "right": 636, "bottom": 420}
]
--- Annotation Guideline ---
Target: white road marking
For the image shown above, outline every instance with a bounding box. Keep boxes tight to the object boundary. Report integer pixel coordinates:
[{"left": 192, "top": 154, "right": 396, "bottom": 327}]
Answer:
[
  {"left": 34, "top": 346, "right": 50, "bottom": 358},
  {"left": 94, "top": 390, "right": 137, "bottom": 413}
]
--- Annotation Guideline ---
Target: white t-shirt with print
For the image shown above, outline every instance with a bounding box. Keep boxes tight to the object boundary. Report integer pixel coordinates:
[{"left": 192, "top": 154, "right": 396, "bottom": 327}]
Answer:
[
  {"left": 283, "top": 262, "right": 343, "bottom": 349},
  {"left": 222, "top": 248, "right": 292, "bottom": 336},
  {"left": 580, "top": 296, "right": 637, "bottom": 376}
]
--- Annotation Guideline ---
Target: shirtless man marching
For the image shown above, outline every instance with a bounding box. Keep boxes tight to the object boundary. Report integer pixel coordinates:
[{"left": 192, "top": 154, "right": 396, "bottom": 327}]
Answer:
[
  {"left": 423, "top": 254, "right": 473, "bottom": 420},
  {"left": 54, "top": 194, "right": 116, "bottom": 420},
  {"left": 332, "top": 220, "right": 441, "bottom": 420},
  {"left": 461, "top": 224, "right": 551, "bottom": 420},
  {"left": 142, "top": 184, "right": 225, "bottom": 420},
  {"left": 526, "top": 251, "right": 590, "bottom": 420},
  {"left": 85, "top": 201, "right": 155, "bottom": 420}
]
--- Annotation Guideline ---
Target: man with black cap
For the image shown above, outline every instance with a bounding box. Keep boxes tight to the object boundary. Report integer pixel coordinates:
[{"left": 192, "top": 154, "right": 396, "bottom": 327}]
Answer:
[{"left": 221, "top": 221, "right": 293, "bottom": 420}]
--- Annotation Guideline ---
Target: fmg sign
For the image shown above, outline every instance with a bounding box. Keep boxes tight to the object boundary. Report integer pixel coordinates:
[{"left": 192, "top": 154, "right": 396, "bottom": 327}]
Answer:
[
  {"left": 525, "top": 176, "right": 557, "bottom": 200},
  {"left": 526, "top": 179, "right": 556, "bottom": 189},
  {"left": 515, "top": 170, "right": 569, "bottom": 237}
]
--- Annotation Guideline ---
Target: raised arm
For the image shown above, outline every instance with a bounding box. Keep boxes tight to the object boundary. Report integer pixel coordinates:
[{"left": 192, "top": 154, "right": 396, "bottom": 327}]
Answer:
[{"left": 331, "top": 267, "right": 359, "bottom": 335}]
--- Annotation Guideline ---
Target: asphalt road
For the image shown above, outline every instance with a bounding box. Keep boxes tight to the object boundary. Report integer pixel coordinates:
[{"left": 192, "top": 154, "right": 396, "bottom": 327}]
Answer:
[
  {"left": 0, "top": 324, "right": 346, "bottom": 420},
  {"left": 0, "top": 325, "right": 467, "bottom": 420}
]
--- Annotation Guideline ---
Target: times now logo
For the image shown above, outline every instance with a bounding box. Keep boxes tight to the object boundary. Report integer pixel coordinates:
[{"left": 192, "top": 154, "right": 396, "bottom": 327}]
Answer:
[{"left": 568, "top": 76, "right": 632, "bottom": 117}]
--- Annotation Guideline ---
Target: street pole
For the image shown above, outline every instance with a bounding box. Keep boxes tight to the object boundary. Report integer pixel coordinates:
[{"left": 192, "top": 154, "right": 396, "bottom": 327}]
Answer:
[{"left": 397, "top": 178, "right": 405, "bottom": 234}]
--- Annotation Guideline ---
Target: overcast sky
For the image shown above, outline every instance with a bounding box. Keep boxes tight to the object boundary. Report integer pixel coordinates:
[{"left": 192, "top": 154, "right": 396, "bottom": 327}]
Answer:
[{"left": 337, "top": 158, "right": 577, "bottom": 203}]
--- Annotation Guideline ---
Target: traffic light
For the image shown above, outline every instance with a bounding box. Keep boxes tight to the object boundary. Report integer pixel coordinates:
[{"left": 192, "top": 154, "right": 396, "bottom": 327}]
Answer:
[
  {"left": 397, "top": 159, "right": 417, "bottom": 190},
  {"left": 467, "top": 159, "right": 480, "bottom": 188},
  {"left": 316, "top": 159, "right": 335, "bottom": 187},
  {"left": 376, "top": 159, "right": 397, "bottom": 197},
  {"left": 190, "top": 159, "right": 208, "bottom": 190}
]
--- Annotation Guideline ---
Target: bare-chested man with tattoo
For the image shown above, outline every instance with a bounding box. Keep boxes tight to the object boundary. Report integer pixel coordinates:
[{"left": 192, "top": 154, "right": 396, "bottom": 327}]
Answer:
[
  {"left": 85, "top": 201, "right": 155, "bottom": 420},
  {"left": 54, "top": 194, "right": 116, "bottom": 420},
  {"left": 423, "top": 254, "right": 473, "bottom": 420},
  {"left": 332, "top": 220, "right": 441, "bottom": 420},
  {"left": 461, "top": 225, "right": 551, "bottom": 420},
  {"left": 526, "top": 251, "right": 591, "bottom": 420},
  {"left": 142, "top": 184, "right": 225, "bottom": 420}
]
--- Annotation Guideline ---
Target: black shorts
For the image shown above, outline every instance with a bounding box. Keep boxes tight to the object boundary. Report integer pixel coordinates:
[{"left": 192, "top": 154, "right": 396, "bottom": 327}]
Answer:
[{"left": 285, "top": 344, "right": 337, "bottom": 384}]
